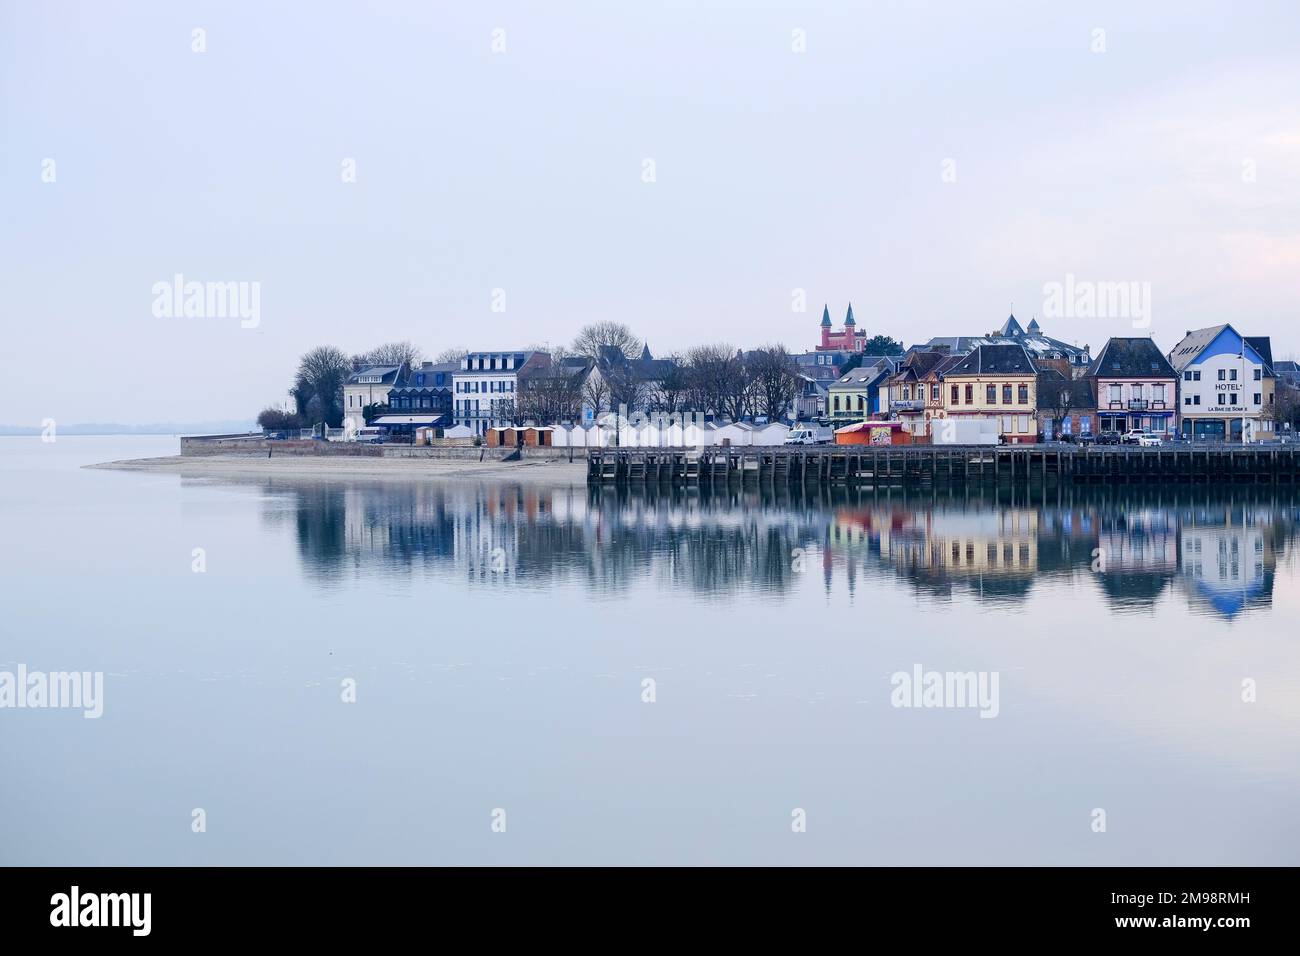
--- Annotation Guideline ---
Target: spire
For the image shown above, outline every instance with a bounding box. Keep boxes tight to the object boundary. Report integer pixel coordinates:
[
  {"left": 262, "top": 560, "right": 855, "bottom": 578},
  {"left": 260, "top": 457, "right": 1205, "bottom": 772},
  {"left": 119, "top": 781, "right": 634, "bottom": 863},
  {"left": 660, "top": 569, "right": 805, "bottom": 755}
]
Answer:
[
  {"left": 820, "top": 304, "right": 832, "bottom": 328},
  {"left": 639, "top": 343, "right": 652, "bottom": 362},
  {"left": 844, "top": 303, "right": 856, "bottom": 327}
]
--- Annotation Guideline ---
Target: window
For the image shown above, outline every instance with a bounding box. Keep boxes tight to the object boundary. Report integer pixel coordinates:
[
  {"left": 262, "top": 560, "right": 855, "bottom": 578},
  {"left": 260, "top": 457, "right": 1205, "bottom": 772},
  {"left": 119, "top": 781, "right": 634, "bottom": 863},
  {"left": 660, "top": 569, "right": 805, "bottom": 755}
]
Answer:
[
  {"left": 1131, "top": 384, "right": 1143, "bottom": 399},
  {"left": 987, "top": 384, "right": 997, "bottom": 404},
  {"left": 1253, "top": 393, "right": 1261, "bottom": 405},
  {"left": 1193, "top": 395, "right": 1200, "bottom": 406},
  {"left": 1018, "top": 385, "right": 1029, "bottom": 404},
  {"left": 1109, "top": 384, "right": 1122, "bottom": 402},
  {"left": 857, "top": 395, "right": 864, "bottom": 411},
  {"left": 932, "top": 385, "right": 940, "bottom": 401},
  {"left": 1153, "top": 384, "right": 1165, "bottom": 401},
  {"left": 1002, "top": 415, "right": 1012, "bottom": 433},
  {"left": 1184, "top": 371, "right": 1192, "bottom": 381},
  {"left": 1193, "top": 371, "right": 1201, "bottom": 381},
  {"left": 1218, "top": 395, "right": 1226, "bottom": 405},
  {"left": 1018, "top": 415, "right": 1029, "bottom": 433},
  {"left": 1230, "top": 393, "right": 1239, "bottom": 405},
  {"left": 1254, "top": 368, "right": 1262, "bottom": 381},
  {"left": 1230, "top": 369, "right": 1238, "bottom": 381},
  {"left": 951, "top": 385, "right": 959, "bottom": 404},
  {"left": 1218, "top": 369, "right": 1226, "bottom": 381},
  {"left": 833, "top": 396, "right": 840, "bottom": 412},
  {"left": 1185, "top": 396, "right": 1192, "bottom": 406},
  {"left": 965, "top": 385, "right": 973, "bottom": 404},
  {"left": 1002, "top": 384, "right": 1012, "bottom": 404}
]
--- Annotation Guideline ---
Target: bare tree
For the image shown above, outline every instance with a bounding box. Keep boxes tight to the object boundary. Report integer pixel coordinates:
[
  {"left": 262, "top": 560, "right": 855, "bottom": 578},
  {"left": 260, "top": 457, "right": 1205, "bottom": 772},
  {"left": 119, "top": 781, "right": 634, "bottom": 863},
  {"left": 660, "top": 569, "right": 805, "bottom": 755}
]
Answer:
[
  {"left": 749, "top": 344, "right": 798, "bottom": 419},
  {"left": 581, "top": 370, "right": 612, "bottom": 421},
  {"left": 571, "top": 322, "right": 642, "bottom": 362},
  {"left": 647, "top": 353, "right": 689, "bottom": 413},
  {"left": 686, "top": 344, "right": 748, "bottom": 419},
  {"left": 293, "top": 346, "right": 352, "bottom": 427},
  {"left": 434, "top": 347, "right": 468, "bottom": 366},
  {"left": 358, "top": 341, "right": 422, "bottom": 368},
  {"left": 519, "top": 359, "right": 585, "bottom": 424},
  {"left": 605, "top": 361, "right": 648, "bottom": 413}
]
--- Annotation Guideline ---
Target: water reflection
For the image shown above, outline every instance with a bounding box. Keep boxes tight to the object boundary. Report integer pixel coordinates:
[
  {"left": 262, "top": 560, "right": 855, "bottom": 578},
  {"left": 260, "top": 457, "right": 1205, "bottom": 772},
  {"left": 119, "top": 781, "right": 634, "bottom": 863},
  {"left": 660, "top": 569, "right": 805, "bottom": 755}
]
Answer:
[{"left": 242, "top": 477, "right": 1300, "bottom": 619}]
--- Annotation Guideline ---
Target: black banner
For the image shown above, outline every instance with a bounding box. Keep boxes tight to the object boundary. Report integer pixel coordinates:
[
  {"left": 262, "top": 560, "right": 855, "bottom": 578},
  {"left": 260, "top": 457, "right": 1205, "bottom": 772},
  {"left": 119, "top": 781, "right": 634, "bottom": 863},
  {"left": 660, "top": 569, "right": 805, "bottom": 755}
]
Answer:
[{"left": 0, "top": 867, "right": 1282, "bottom": 942}]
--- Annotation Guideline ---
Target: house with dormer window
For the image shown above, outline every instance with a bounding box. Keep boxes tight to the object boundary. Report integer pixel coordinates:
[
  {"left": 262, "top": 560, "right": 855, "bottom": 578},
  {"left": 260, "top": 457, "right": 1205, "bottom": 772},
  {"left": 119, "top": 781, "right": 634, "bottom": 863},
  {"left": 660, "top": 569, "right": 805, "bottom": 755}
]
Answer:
[
  {"left": 1088, "top": 337, "right": 1178, "bottom": 436},
  {"left": 344, "top": 364, "right": 404, "bottom": 431}
]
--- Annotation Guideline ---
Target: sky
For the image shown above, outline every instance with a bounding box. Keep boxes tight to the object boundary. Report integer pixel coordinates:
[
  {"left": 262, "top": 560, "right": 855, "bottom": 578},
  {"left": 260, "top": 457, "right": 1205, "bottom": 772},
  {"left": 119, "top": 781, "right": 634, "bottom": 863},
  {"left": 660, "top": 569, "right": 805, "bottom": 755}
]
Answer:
[{"left": 3, "top": 0, "right": 1299, "bottom": 423}]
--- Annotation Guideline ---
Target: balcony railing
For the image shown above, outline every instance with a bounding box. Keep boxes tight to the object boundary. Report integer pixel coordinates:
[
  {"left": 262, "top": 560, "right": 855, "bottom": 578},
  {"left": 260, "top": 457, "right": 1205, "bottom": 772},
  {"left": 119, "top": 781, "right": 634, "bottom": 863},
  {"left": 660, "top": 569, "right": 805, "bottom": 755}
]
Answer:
[{"left": 1106, "top": 399, "right": 1167, "bottom": 411}]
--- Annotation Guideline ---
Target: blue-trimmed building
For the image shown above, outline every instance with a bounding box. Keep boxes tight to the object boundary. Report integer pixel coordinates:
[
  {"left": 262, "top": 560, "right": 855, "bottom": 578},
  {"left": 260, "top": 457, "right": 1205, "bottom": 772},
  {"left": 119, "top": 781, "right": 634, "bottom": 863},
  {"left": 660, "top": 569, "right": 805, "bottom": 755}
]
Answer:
[{"left": 1167, "top": 325, "right": 1275, "bottom": 442}]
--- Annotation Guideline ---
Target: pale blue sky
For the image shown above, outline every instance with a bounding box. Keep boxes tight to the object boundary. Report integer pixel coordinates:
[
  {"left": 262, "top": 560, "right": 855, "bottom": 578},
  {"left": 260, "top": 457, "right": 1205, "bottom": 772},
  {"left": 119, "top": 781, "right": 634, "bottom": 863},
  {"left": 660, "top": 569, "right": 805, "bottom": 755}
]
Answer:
[{"left": 3, "top": 1, "right": 1299, "bottom": 422}]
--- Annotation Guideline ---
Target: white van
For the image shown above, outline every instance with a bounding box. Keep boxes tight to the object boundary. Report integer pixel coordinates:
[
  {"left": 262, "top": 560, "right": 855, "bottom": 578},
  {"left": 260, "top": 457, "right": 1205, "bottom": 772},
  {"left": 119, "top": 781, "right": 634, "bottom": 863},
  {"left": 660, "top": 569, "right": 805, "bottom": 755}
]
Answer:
[{"left": 785, "top": 424, "right": 830, "bottom": 445}]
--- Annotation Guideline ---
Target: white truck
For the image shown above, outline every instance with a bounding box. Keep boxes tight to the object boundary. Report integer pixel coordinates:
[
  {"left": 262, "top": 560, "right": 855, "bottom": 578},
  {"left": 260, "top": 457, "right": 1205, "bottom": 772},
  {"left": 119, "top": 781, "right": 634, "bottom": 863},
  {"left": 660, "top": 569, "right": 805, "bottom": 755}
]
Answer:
[{"left": 784, "top": 423, "right": 833, "bottom": 445}]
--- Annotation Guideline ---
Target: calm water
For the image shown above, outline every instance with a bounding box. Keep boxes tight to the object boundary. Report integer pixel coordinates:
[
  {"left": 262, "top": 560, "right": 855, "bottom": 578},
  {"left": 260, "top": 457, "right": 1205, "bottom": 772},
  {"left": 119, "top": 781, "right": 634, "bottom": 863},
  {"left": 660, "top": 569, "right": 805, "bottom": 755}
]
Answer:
[{"left": 2, "top": 436, "right": 1298, "bottom": 865}]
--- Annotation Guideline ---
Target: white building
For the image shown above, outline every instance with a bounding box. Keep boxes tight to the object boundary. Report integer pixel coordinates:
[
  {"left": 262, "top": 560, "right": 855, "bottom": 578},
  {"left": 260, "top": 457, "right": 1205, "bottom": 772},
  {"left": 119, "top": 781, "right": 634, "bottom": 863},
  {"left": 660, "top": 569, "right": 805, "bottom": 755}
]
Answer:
[
  {"left": 1167, "top": 325, "right": 1275, "bottom": 442},
  {"left": 343, "top": 365, "right": 404, "bottom": 431},
  {"left": 452, "top": 350, "right": 551, "bottom": 436}
]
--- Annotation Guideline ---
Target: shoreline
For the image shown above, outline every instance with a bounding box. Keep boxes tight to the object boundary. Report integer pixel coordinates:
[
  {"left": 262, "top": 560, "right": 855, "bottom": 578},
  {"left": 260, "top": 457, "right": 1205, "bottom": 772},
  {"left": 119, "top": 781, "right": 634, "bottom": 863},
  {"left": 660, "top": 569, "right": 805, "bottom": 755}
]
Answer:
[{"left": 86, "top": 454, "right": 589, "bottom": 488}]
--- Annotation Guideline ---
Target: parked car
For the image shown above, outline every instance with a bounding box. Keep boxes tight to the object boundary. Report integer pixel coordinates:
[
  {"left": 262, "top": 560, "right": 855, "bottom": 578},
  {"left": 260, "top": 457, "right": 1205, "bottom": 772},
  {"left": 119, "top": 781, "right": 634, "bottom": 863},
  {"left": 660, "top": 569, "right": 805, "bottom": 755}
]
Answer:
[
  {"left": 1120, "top": 429, "right": 1147, "bottom": 444},
  {"left": 1137, "top": 433, "right": 1163, "bottom": 447},
  {"left": 1076, "top": 432, "right": 1096, "bottom": 446},
  {"left": 1096, "top": 431, "right": 1122, "bottom": 445}
]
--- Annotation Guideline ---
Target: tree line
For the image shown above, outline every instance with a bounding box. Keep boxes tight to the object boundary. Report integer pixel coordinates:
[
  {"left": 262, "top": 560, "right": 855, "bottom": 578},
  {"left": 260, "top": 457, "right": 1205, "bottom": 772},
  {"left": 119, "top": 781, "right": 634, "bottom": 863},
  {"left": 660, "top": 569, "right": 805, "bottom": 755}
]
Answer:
[{"left": 256, "top": 322, "right": 834, "bottom": 430}]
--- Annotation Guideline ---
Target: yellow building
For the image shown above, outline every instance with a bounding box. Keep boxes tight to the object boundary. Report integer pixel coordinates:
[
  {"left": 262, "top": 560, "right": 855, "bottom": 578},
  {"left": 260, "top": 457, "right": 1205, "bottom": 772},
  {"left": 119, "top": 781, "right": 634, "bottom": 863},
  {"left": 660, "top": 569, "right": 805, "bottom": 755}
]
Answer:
[{"left": 941, "top": 344, "right": 1039, "bottom": 444}]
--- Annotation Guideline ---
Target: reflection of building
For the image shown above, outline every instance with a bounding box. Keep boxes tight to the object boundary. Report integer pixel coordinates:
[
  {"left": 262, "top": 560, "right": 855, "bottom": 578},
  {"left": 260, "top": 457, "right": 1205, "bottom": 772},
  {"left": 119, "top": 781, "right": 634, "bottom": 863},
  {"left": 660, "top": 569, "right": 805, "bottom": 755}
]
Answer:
[
  {"left": 828, "top": 504, "right": 1040, "bottom": 602},
  {"left": 265, "top": 479, "right": 1300, "bottom": 616},
  {"left": 819, "top": 490, "right": 1299, "bottom": 615},
  {"left": 1179, "top": 510, "right": 1275, "bottom": 619}
]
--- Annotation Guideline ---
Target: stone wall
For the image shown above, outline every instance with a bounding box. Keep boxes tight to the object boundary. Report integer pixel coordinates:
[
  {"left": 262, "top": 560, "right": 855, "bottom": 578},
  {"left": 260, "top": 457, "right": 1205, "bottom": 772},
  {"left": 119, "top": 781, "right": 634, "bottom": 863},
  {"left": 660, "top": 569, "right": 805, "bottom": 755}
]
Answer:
[{"left": 180, "top": 436, "right": 580, "bottom": 462}]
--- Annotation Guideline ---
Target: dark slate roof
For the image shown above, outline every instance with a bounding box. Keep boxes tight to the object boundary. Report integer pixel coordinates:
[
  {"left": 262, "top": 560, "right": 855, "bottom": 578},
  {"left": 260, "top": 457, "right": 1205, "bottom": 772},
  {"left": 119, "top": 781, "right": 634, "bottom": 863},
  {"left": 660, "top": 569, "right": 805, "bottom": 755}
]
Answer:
[
  {"left": 945, "top": 344, "right": 1036, "bottom": 376},
  {"left": 844, "top": 303, "right": 856, "bottom": 326},
  {"left": 1245, "top": 336, "right": 1274, "bottom": 375},
  {"left": 346, "top": 365, "right": 403, "bottom": 385},
  {"left": 820, "top": 305, "right": 832, "bottom": 328},
  {"left": 996, "top": 313, "right": 1024, "bottom": 337},
  {"left": 1088, "top": 337, "right": 1176, "bottom": 379},
  {"left": 1036, "top": 369, "right": 1097, "bottom": 410}
]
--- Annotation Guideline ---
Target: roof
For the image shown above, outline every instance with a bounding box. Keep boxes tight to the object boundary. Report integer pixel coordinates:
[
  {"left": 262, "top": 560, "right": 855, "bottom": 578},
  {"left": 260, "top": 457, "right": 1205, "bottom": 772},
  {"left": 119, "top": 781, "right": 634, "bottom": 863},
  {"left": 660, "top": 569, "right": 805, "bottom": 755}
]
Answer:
[
  {"left": 1245, "top": 336, "right": 1274, "bottom": 375},
  {"left": 346, "top": 365, "right": 403, "bottom": 385},
  {"left": 995, "top": 313, "right": 1024, "bottom": 337},
  {"left": 835, "top": 420, "right": 903, "bottom": 433},
  {"left": 1167, "top": 324, "right": 1270, "bottom": 373},
  {"left": 372, "top": 415, "right": 443, "bottom": 425},
  {"left": 945, "top": 344, "right": 1036, "bottom": 376},
  {"left": 923, "top": 354, "right": 967, "bottom": 379},
  {"left": 1036, "top": 369, "right": 1097, "bottom": 410},
  {"left": 1166, "top": 325, "right": 1229, "bottom": 371},
  {"left": 830, "top": 365, "right": 892, "bottom": 390},
  {"left": 1088, "top": 337, "right": 1176, "bottom": 378}
]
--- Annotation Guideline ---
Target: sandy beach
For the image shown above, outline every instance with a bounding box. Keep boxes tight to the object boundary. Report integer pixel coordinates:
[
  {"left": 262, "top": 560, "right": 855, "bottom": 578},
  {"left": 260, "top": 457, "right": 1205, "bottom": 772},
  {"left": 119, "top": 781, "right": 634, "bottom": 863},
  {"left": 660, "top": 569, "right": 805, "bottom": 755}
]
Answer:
[{"left": 87, "top": 453, "right": 589, "bottom": 487}]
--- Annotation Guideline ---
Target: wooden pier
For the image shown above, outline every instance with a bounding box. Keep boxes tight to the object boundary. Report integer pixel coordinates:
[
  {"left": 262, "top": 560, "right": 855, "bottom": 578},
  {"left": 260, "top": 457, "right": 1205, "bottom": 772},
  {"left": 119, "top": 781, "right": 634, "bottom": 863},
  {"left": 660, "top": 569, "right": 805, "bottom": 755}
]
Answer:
[{"left": 587, "top": 445, "right": 1300, "bottom": 486}]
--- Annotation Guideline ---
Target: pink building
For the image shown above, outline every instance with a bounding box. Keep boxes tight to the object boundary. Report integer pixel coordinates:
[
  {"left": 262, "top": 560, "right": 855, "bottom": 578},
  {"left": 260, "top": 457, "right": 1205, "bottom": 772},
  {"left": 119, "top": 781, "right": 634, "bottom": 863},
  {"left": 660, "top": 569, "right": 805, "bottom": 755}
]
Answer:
[{"left": 818, "top": 303, "right": 868, "bottom": 352}]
